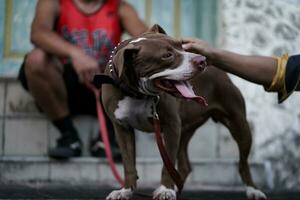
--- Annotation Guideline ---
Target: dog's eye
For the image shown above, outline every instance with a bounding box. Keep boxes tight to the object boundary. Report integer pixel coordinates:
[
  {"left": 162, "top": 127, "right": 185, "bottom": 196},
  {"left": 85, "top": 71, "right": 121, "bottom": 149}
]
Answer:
[{"left": 162, "top": 52, "right": 174, "bottom": 60}]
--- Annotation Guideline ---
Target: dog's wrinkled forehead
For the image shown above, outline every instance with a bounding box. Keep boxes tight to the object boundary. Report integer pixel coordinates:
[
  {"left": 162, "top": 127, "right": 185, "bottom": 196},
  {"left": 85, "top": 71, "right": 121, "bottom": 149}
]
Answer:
[
  {"left": 129, "top": 33, "right": 182, "bottom": 49},
  {"left": 111, "top": 24, "right": 183, "bottom": 78}
]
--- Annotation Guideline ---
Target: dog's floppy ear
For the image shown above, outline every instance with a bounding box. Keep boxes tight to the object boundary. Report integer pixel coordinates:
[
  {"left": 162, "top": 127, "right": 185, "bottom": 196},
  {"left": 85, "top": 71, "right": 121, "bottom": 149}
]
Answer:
[
  {"left": 113, "top": 44, "right": 140, "bottom": 78},
  {"left": 149, "top": 24, "right": 167, "bottom": 35},
  {"left": 113, "top": 44, "right": 140, "bottom": 88}
]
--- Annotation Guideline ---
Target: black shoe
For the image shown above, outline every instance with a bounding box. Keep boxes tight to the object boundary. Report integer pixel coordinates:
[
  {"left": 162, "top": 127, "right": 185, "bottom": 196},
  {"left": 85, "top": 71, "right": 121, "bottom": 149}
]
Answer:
[
  {"left": 49, "top": 136, "right": 82, "bottom": 159},
  {"left": 89, "top": 136, "right": 122, "bottom": 162}
]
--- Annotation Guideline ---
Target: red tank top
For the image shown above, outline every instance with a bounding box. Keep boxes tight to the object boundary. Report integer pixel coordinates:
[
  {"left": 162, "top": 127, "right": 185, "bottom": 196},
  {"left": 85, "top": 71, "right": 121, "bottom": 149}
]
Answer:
[{"left": 55, "top": 0, "right": 122, "bottom": 71}]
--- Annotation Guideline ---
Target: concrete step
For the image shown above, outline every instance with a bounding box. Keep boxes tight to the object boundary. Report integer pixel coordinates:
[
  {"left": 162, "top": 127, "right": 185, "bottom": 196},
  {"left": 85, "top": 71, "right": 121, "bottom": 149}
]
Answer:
[
  {"left": 0, "top": 80, "right": 242, "bottom": 161},
  {"left": 0, "top": 156, "right": 268, "bottom": 189}
]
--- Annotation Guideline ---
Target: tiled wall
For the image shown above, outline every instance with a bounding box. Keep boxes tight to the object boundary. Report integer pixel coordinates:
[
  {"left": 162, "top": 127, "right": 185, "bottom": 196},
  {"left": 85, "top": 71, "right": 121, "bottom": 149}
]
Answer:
[
  {"left": 4, "top": 118, "right": 48, "bottom": 156},
  {"left": 0, "top": 80, "right": 100, "bottom": 157},
  {"left": 0, "top": 80, "right": 47, "bottom": 156}
]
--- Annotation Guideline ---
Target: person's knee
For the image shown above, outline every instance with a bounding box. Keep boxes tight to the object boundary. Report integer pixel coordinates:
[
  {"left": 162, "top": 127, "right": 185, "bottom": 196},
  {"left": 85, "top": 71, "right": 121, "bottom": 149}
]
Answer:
[{"left": 24, "top": 49, "right": 48, "bottom": 78}]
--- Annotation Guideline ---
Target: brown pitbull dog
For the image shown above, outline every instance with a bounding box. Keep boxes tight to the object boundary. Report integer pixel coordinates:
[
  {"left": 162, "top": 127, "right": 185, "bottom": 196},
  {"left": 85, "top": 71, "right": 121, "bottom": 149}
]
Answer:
[{"left": 100, "top": 25, "right": 267, "bottom": 200}]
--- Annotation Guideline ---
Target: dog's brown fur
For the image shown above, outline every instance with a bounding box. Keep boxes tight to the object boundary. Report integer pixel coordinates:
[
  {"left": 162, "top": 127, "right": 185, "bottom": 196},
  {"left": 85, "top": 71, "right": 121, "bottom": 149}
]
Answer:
[{"left": 101, "top": 25, "right": 259, "bottom": 199}]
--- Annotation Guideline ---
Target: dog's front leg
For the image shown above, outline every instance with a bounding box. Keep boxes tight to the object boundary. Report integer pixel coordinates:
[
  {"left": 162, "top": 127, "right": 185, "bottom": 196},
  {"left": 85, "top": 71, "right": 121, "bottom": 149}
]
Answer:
[
  {"left": 153, "top": 112, "right": 181, "bottom": 200},
  {"left": 106, "top": 124, "right": 137, "bottom": 200}
]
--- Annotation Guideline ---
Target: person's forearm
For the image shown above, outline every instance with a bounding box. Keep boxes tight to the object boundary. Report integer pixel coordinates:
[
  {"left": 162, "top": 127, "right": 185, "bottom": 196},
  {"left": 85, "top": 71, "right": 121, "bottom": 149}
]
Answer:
[
  {"left": 31, "top": 28, "right": 81, "bottom": 59},
  {"left": 211, "top": 49, "right": 277, "bottom": 87}
]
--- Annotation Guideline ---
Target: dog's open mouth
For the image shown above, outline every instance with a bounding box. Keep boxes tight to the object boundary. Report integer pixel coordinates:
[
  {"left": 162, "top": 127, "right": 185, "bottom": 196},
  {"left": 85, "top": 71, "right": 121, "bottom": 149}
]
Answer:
[{"left": 154, "top": 79, "right": 208, "bottom": 106}]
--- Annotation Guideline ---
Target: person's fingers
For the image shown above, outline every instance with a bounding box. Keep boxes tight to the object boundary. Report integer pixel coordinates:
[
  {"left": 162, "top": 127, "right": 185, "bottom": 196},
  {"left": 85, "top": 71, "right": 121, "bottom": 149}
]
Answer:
[
  {"left": 78, "top": 72, "right": 85, "bottom": 83},
  {"left": 79, "top": 67, "right": 98, "bottom": 83},
  {"left": 78, "top": 69, "right": 89, "bottom": 83},
  {"left": 180, "top": 38, "right": 190, "bottom": 44},
  {"left": 83, "top": 70, "right": 92, "bottom": 82},
  {"left": 92, "top": 68, "right": 101, "bottom": 80},
  {"left": 89, "top": 67, "right": 99, "bottom": 81},
  {"left": 95, "top": 67, "right": 101, "bottom": 74},
  {"left": 181, "top": 37, "right": 199, "bottom": 44},
  {"left": 182, "top": 43, "right": 191, "bottom": 50},
  {"left": 89, "top": 71, "right": 96, "bottom": 81},
  {"left": 182, "top": 43, "right": 203, "bottom": 54}
]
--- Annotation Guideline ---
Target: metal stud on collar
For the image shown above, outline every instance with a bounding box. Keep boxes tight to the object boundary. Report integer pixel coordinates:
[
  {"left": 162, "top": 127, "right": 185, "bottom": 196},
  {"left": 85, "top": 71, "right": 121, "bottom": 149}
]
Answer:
[{"left": 108, "top": 42, "right": 124, "bottom": 74}]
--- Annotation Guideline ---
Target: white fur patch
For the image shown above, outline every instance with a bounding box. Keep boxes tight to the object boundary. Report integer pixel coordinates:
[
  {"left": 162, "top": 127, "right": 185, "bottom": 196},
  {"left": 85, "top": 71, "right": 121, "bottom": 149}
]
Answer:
[
  {"left": 114, "top": 97, "right": 131, "bottom": 120},
  {"left": 106, "top": 188, "right": 133, "bottom": 200},
  {"left": 246, "top": 186, "right": 267, "bottom": 200},
  {"left": 149, "top": 51, "right": 198, "bottom": 80},
  {"left": 114, "top": 97, "right": 154, "bottom": 131},
  {"left": 129, "top": 37, "right": 147, "bottom": 44},
  {"left": 153, "top": 185, "right": 176, "bottom": 200}
]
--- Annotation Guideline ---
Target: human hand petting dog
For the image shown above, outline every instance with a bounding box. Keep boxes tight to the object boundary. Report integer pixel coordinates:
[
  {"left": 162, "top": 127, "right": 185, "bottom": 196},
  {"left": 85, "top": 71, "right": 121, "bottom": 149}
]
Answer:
[
  {"left": 181, "top": 37, "right": 278, "bottom": 90},
  {"left": 181, "top": 37, "right": 215, "bottom": 66}
]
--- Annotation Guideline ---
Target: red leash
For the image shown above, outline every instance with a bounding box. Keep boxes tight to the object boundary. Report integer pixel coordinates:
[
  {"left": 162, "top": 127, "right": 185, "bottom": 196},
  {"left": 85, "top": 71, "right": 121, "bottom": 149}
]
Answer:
[
  {"left": 86, "top": 83, "right": 125, "bottom": 187},
  {"left": 153, "top": 111, "right": 184, "bottom": 196}
]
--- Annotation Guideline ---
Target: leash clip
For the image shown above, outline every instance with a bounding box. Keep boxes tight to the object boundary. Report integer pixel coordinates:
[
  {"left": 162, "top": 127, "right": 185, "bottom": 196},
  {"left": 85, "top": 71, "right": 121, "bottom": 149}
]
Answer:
[
  {"left": 152, "top": 95, "right": 160, "bottom": 120},
  {"left": 154, "top": 112, "right": 159, "bottom": 120},
  {"left": 154, "top": 95, "right": 160, "bottom": 104}
]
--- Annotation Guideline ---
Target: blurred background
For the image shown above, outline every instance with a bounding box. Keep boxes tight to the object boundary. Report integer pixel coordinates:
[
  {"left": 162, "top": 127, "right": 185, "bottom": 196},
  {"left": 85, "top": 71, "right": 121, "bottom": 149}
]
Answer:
[{"left": 0, "top": 0, "right": 300, "bottom": 191}]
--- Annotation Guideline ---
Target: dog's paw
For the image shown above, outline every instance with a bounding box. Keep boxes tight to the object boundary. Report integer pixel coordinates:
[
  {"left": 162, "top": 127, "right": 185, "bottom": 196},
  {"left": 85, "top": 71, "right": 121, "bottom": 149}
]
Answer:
[
  {"left": 153, "top": 185, "right": 176, "bottom": 200},
  {"left": 106, "top": 188, "right": 133, "bottom": 200},
  {"left": 246, "top": 186, "right": 267, "bottom": 200}
]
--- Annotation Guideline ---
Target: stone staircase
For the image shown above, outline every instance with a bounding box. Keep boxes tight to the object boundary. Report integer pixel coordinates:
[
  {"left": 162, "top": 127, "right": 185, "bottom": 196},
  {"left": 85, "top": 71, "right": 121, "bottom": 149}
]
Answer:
[
  {"left": 0, "top": 156, "right": 267, "bottom": 189},
  {"left": 0, "top": 78, "right": 268, "bottom": 189}
]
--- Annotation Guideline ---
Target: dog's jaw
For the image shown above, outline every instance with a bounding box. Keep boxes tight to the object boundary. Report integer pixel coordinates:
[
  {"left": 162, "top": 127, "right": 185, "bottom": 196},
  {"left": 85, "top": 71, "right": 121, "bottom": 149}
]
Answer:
[
  {"left": 138, "top": 77, "right": 161, "bottom": 96},
  {"left": 143, "top": 51, "right": 208, "bottom": 106}
]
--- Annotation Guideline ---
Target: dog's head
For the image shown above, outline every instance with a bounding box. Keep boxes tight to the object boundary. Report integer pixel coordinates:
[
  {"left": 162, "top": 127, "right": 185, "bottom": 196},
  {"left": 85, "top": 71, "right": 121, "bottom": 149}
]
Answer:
[{"left": 108, "top": 24, "right": 207, "bottom": 105}]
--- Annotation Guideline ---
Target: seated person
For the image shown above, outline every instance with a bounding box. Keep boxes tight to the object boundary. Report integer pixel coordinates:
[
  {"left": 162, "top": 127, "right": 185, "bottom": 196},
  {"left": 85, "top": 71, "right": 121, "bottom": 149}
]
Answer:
[{"left": 18, "top": 0, "right": 147, "bottom": 159}]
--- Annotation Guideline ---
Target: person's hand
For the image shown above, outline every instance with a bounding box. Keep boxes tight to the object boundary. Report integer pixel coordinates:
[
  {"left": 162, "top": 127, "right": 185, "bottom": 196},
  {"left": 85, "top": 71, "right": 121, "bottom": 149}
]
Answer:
[
  {"left": 70, "top": 48, "right": 100, "bottom": 83},
  {"left": 181, "top": 37, "right": 215, "bottom": 65}
]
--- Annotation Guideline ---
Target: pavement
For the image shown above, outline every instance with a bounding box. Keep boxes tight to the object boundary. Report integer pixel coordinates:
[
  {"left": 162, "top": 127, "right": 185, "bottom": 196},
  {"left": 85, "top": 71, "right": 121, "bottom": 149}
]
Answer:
[{"left": 0, "top": 184, "right": 300, "bottom": 200}]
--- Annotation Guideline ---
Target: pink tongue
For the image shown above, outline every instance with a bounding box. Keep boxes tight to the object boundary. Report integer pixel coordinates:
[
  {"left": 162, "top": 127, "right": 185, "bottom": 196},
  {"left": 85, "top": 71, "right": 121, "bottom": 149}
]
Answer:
[{"left": 174, "top": 81, "right": 208, "bottom": 106}]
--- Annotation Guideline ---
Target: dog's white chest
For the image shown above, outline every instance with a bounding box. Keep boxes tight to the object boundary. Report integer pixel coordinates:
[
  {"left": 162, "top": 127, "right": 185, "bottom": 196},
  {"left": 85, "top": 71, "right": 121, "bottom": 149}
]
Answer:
[{"left": 114, "top": 97, "right": 154, "bottom": 131}]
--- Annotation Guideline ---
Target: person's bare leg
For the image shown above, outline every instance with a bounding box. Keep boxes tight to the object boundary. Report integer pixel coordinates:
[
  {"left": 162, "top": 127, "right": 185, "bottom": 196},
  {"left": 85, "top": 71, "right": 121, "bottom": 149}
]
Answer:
[
  {"left": 24, "top": 48, "right": 68, "bottom": 120},
  {"left": 24, "top": 48, "right": 81, "bottom": 159}
]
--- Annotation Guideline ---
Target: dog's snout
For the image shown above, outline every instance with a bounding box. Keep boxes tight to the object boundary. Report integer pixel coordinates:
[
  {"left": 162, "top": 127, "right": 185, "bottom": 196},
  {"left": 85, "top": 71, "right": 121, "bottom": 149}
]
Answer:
[{"left": 191, "top": 55, "right": 206, "bottom": 68}]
